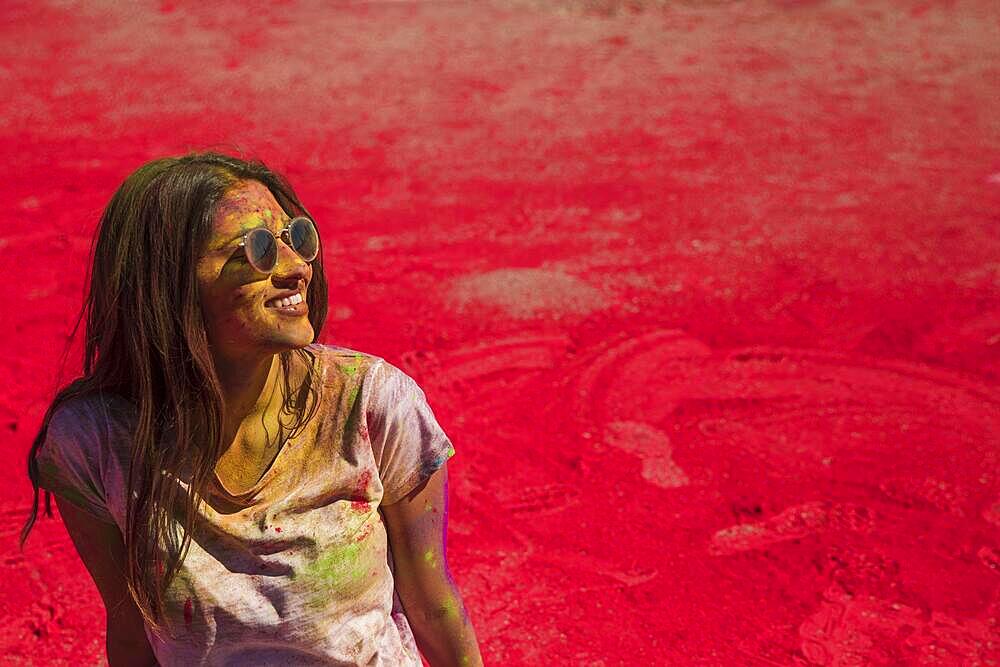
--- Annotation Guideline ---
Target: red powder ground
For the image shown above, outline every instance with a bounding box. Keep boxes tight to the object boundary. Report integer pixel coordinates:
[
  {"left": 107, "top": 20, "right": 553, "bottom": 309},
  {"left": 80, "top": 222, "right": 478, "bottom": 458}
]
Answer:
[{"left": 2, "top": 1, "right": 999, "bottom": 665}]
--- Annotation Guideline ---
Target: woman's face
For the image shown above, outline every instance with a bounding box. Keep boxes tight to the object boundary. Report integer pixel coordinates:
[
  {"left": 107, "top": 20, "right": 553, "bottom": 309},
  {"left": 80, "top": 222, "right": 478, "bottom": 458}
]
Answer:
[{"left": 196, "top": 179, "right": 315, "bottom": 364}]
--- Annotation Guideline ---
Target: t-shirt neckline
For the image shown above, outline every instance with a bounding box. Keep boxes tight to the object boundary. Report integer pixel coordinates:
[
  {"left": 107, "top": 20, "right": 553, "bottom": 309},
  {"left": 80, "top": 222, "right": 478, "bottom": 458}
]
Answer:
[{"left": 209, "top": 346, "right": 328, "bottom": 503}]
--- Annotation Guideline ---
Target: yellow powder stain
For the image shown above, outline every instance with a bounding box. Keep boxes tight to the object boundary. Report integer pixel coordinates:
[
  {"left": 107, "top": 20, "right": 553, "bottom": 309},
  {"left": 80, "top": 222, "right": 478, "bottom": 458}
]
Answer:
[{"left": 439, "top": 598, "right": 458, "bottom": 618}]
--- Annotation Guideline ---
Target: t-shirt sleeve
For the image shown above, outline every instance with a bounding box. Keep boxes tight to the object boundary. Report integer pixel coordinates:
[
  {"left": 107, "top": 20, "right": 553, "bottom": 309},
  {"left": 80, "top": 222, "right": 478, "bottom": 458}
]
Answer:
[
  {"left": 366, "top": 360, "right": 456, "bottom": 506},
  {"left": 35, "top": 398, "right": 116, "bottom": 523}
]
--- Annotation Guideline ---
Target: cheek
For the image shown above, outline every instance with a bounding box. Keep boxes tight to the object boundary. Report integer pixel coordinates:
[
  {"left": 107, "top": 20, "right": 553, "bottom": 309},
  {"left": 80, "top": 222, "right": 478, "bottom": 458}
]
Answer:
[
  {"left": 220, "top": 286, "right": 264, "bottom": 325},
  {"left": 203, "top": 288, "right": 272, "bottom": 345},
  {"left": 197, "top": 267, "right": 262, "bottom": 330}
]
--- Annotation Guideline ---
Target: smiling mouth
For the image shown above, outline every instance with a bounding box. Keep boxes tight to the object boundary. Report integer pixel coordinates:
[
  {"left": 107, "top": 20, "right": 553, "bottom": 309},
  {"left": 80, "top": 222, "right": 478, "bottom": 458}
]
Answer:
[
  {"left": 265, "top": 292, "right": 304, "bottom": 308},
  {"left": 265, "top": 295, "right": 308, "bottom": 316},
  {"left": 266, "top": 302, "right": 308, "bottom": 317}
]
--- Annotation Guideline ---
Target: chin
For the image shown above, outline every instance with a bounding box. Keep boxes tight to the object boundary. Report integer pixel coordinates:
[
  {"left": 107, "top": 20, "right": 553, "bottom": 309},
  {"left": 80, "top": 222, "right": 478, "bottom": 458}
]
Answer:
[
  {"left": 267, "top": 326, "right": 315, "bottom": 352},
  {"left": 283, "top": 332, "right": 315, "bottom": 350}
]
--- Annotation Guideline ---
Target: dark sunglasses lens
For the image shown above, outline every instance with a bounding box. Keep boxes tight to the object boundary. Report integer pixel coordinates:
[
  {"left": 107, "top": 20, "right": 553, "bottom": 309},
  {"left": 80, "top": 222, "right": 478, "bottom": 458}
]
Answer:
[
  {"left": 246, "top": 228, "right": 277, "bottom": 272},
  {"left": 289, "top": 217, "right": 319, "bottom": 261}
]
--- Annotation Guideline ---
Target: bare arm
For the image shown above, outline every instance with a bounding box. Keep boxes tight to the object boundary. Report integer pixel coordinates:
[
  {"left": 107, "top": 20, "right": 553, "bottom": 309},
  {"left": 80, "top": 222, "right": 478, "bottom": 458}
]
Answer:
[
  {"left": 380, "top": 465, "right": 483, "bottom": 667},
  {"left": 54, "top": 494, "right": 159, "bottom": 666}
]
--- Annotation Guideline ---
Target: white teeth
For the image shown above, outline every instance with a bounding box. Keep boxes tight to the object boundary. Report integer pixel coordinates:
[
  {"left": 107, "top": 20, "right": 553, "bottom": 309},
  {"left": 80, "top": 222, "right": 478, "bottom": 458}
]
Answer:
[{"left": 268, "top": 293, "right": 303, "bottom": 308}]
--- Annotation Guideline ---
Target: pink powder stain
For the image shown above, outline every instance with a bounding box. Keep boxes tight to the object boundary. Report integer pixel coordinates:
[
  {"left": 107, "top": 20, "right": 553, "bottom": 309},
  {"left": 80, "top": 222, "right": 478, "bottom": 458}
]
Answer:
[
  {"left": 183, "top": 598, "right": 193, "bottom": 627},
  {"left": 274, "top": 526, "right": 282, "bottom": 533},
  {"left": 351, "top": 470, "right": 373, "bottom": 512},
  {"left": 355, "top": 523, "right": 374, "bottom": 543}
]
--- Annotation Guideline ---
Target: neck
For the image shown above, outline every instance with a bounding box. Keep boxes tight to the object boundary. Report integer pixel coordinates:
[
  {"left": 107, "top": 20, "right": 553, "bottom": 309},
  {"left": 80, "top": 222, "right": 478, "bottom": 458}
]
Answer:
[{"left": 214, "top": 351, "right": 281, "bottom": 430}]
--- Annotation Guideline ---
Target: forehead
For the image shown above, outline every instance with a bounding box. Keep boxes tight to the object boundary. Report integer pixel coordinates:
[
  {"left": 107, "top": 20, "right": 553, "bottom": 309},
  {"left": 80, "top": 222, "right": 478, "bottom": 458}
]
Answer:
[{"left": 212, "top": 180, "right": 285, "bottom": 233}]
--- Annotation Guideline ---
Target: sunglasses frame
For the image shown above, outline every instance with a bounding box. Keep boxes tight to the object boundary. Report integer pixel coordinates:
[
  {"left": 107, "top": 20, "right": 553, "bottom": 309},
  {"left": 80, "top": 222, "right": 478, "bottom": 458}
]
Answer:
[{"left": 237, "top": 216, "right": 320, "bottom": 274}]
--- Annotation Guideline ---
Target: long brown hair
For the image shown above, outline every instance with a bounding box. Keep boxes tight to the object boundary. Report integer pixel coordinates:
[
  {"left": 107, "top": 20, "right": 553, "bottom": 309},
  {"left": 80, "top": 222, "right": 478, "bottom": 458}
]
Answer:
[{"left": 20, "top": 151, "right": 328, "bottom": 636}]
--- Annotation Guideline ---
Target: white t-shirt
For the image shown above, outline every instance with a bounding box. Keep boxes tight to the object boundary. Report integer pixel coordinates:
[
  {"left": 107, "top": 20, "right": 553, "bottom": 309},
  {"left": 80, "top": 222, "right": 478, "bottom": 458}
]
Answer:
[{"left": 36, "top": 343, "right": 457, "bottom": 666}]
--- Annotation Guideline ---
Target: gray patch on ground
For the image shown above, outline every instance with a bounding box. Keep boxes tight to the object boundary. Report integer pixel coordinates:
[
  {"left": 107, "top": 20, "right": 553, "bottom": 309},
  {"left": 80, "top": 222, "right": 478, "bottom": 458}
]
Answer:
[
  {"left": 603, "top": 421, "right": 690, "bottom": 489},
  {"left": 446, "top": 268, "right": 608, "bottom": 318}
]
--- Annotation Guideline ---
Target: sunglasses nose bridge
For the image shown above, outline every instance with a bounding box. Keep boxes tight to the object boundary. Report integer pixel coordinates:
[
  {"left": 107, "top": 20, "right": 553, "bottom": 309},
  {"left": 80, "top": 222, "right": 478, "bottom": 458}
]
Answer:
[
  {"left": 246, "top": 220, "right": 317, "bottom": 273},
  {"left": 272, "top": 229, "right": 316, "bottom": 274},
  {"left": 273, "top": 235, "right": 306, "bottom": 268}
]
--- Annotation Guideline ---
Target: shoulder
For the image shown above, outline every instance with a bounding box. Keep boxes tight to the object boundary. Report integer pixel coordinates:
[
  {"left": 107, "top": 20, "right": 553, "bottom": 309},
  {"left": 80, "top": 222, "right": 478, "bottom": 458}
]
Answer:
[
  {"left": 39, "top": 393, "right": 131, "bottom": 473},
  {"left": 48, "top": 392, "right": 136, "bottom": 434},
  {"left": 304, "top": 344, "right": 427, "bottom": 403},
  {"left": 42, "top": 392, "right": 137, "bottom": 469},
  {"left": 304, "top": 343, "right": 391, "bottom": 385},
  {"left": 305, "top": 342, "right": 381, "bottom": 364}
]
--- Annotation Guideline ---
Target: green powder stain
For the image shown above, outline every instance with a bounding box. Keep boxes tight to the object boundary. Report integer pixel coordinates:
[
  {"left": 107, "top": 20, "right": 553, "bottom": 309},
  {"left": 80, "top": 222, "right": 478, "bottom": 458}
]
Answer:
[
  {"left": 423, "top": 549, "right": 439, "bottom": 570},
  {"left": 429, "top": 444, "right": 456, "bottom": 470},
  {"left": 343, "top": 354, "right": 366, "bottom": 375},
  {"left": 241, "top": 212, "right": 266, "bottom": 230},
  {"left": 343, "top": 384, "right": 362, "bottom": 435},
  {"left": 308, "top": 542, "right": 362, "bottom": 582},
  {"left": 440, "top": 597, "right": 458, "bottom": 618},
  {"left": 298, "top": 541, "right": 369, "bottom": 608}
]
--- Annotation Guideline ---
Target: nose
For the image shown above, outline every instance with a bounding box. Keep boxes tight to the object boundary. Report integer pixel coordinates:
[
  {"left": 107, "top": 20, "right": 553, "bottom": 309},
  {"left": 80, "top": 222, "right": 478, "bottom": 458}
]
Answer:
[{"left": 271, "top": 238, "right": 311, "bottom": 285}]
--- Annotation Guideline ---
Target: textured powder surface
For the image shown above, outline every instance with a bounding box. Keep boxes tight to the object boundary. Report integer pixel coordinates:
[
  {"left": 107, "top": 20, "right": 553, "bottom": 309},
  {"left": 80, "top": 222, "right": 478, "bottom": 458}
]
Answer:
[
  {"left": 2, "top": 1, "right": 999, "bottom": 665},
  {"left": 446, "top": 268, "right": 608, "bottom": 318}
]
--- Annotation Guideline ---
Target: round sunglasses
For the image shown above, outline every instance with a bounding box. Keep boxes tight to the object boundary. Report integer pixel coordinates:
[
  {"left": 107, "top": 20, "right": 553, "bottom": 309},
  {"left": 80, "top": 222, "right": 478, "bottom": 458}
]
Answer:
[{"left": 237, "top": 216, "right": 320, "bottom": 273}]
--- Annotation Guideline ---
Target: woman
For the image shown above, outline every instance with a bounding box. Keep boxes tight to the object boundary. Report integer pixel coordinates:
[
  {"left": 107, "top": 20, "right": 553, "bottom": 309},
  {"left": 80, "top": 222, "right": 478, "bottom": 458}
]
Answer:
[{"left": 20, "top": 152, "right": 483, "bottom": 666}]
